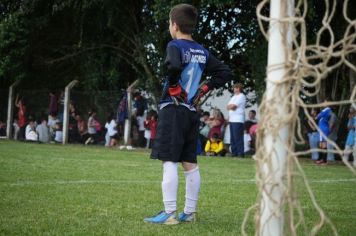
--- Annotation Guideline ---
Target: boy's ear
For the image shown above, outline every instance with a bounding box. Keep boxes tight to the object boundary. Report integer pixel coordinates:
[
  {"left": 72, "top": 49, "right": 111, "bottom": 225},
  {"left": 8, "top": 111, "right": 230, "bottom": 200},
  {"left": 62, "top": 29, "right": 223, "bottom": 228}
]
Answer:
[{"left": 172, "top": 22, "right": 179, "bottom": 32}]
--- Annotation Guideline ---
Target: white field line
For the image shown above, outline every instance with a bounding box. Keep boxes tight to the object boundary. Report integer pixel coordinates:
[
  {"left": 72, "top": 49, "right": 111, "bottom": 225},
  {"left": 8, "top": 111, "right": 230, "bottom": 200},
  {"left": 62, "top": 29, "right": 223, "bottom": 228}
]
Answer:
[{"left": 4, "top": 178, "right": 356, "bottom": 186}]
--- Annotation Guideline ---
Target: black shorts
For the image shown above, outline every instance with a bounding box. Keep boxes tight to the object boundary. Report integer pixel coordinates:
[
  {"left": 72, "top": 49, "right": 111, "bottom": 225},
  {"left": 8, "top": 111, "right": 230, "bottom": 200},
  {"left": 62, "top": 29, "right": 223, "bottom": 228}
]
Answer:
[{"left": 151, "top": 105, "right": 199, "bottom": 163}]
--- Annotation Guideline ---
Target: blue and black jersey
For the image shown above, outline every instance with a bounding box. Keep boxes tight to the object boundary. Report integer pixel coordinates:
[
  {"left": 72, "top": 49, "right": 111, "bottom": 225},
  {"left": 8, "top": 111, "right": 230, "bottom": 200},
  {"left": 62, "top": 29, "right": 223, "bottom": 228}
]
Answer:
[
  {"left": 317, "top": 107, "right": 332, "bottom": 137},
  {"left": 160, "top": 39, "right": 232, "bottom": 109}
]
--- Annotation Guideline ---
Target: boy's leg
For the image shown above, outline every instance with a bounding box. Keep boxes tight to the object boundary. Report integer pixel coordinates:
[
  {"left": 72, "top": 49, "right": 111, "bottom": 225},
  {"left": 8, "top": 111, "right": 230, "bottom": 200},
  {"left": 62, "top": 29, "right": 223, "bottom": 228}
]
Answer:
[
  {"left": 182, "top": 162, "right": 200, "bottom": 215},
  {"left": 327, "top": 140, "right": 335, "bottom": 161},
  {"left": 144, "top": 161, "right": 179, "bottom": 224},
  {"left": 162, "top": 161, "right": 178, "bottom": 213}
]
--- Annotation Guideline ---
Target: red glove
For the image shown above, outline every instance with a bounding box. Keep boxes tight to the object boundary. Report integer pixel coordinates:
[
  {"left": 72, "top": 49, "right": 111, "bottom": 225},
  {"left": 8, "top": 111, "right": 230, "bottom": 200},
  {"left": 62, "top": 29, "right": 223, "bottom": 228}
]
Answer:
[
  {"left": 192, "top": 84, "right": 209, "bottom": 106},
  {"left": 168, "top": 84, "right": 187, "bottom": 103}
]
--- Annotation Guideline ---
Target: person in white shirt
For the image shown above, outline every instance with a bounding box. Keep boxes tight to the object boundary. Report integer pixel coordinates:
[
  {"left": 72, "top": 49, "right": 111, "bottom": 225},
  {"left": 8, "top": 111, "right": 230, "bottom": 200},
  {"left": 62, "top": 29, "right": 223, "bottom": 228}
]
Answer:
[
  {"left": 244, "top": 127, "right": 252, "bottom": 155},
  {"left": 25, "top": 119, "right": 38, "bottom": 142},
  {"left": 54, "top": 122, "right": 63, "bottom": 143},
  {"left": 107, "top": 118, "right": 118, "bottom": 146},
  {"left": 226, "top": 83, "right": 246, "bottom": 157}
]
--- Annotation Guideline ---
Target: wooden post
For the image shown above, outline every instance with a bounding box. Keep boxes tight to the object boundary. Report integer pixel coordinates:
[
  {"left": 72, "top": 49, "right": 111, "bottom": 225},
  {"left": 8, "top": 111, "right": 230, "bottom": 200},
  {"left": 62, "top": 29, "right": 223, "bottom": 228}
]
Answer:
[
  {"left": 62, "top": 80, "right": 79, "bottom": 144},
  {"left": 6, "top": 80, "right": 20, "bottom": 139},
  {"left": 124, "top": 80, "right": 139, "bottom": 145}
]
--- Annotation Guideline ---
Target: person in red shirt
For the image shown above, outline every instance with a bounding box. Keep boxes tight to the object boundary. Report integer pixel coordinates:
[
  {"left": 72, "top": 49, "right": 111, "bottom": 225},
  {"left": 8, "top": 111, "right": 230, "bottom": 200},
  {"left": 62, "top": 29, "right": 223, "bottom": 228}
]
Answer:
[
  {"left": 149, "top": 111, "right": 158, "bottom": 149},
  {"left": 15, "top": 95, "right": 27, "bottom": 140}
]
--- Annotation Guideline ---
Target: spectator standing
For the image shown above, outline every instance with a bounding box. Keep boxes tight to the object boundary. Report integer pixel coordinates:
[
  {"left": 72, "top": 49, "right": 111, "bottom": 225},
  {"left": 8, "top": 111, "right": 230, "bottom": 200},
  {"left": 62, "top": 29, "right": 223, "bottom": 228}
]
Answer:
[
  {"left": 327, "top": 108, "right": 338, "bottom": 161},
  {"left": 104, "top": 116, "right": 111, "bottom": 147},
  {"left": 0, "top": 121, "right": 6, "bottom": 137},
  {"left": 86, "top": 109, "right": 97, "bottom": 144},
  {"left": 133, "top": 91, "right": 147, "bottom": 147},
  {"left": 49, "top": 91, "right": 59, "bottom": 116},
  {"left": 227, "top": 83, "right": 246, "bottom": 157},
  {"left": 76, "top": 114, "right": 88, "bottom": 143},
  {"left": 343, "top": 107, "right": 355, "bottom": 163},
  {"left": 315, "top": 104, "right": 332, "bottom": 165},
  {"left": 116, "top": 92, "right": 128, "bottom": 138},
  {"left": 36, "top": 116, "right": 50, "bottom": 143},
  {"left": 149, "top": 111, "right": 158, "bottom": 149},
  {"left": 15, "top": 95, "right": 27, "bottom": 140},
  {"left": 13, "top": 118, "right": 20, "bottom": 140},
  {"left": 306, "top": 109, "right": 319, "bottom": 160},
  {"left": 107, "top": 113, "right": 119, "bottom": 147},
  {"left": 144, "top": 112, "right": 152, "bottom": 148},
  {"left": 353, "top": 113, "right": 356, "bottom": 167}
]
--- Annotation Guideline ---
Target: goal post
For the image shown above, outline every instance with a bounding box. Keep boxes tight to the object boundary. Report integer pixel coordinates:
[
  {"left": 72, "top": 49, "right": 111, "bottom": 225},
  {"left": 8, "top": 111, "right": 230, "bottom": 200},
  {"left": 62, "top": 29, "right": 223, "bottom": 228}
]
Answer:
[{"left": 258, "top": 0, "right": 294, "bottom": 235}]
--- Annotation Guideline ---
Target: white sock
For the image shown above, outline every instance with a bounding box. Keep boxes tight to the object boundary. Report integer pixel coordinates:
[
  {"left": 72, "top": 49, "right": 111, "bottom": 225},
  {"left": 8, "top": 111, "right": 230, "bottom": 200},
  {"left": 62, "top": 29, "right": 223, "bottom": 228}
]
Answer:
[
  {"left": 184, "top": 166, "right": 200, "bottom": 214},
  {"left": 162, "top": 162, "right": 178, "bottom": 214}
]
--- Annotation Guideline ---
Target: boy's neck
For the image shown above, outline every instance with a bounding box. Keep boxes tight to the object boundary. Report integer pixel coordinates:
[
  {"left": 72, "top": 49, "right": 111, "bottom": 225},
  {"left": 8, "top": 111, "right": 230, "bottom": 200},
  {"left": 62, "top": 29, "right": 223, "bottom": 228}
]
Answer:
[{"left": 175, "top": 32, "right": 193, "bottom": 41}]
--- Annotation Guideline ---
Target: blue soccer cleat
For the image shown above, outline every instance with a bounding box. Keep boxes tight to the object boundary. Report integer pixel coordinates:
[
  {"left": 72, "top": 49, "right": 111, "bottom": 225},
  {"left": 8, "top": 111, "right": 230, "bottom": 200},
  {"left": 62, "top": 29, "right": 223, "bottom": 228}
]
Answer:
[
  {"left": 178, "top": 212, "right": 197, "bottom": 223},
  {"left": 144, "top": 211, "right": 179, "bottom": 225}
]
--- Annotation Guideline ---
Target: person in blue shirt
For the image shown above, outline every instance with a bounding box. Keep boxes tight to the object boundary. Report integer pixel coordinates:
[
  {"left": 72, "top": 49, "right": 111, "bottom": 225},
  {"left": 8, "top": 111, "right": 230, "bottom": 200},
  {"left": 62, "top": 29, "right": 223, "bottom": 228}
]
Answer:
[
  {"left": 343, "top": 107, "right": 355, "bottom": 163},
  {"left": 144, "top": 4, "right": 232, "bottom": 224},
  {"left": 353, "top": 109, "right": 356, "bottom": 167},
  {"left": 315, "top": 105, "right": 332, "bottom": 165}
]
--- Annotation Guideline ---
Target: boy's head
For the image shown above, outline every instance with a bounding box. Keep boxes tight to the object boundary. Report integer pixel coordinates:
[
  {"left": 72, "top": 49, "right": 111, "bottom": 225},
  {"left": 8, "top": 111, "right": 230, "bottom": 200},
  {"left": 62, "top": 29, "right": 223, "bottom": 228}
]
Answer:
[
  {"left": 248, "top": 110, "right": 256, "bottom": 120},
  {"left": 211, "top": 133, "right": 220, "bottom": 142},
  {"left": 169, "top": 4, "right": 198, "bottom": 38}
]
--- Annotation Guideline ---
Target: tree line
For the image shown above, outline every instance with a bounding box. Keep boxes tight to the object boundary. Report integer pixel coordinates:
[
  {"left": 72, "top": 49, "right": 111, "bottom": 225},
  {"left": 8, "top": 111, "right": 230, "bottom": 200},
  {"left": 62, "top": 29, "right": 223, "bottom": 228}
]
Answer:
[{"left": 0, "top": 0, "right": 354, "bottom": 124}]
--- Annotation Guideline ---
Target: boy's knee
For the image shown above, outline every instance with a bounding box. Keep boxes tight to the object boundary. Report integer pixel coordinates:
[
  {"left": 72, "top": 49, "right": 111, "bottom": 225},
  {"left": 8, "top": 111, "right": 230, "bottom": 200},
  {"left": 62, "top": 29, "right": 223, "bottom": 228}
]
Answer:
[{"left": 182, "top": 162, "right": 197, "bottom": 171}]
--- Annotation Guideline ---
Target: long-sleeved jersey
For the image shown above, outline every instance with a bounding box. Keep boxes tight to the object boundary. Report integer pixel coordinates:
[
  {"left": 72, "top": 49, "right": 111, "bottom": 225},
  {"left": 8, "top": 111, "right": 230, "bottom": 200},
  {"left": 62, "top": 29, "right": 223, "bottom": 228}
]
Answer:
[
  {"left": 160, "top": 39, "right": 233, "bottom": 110},
  {"left": 317, "top": 107, "right": 332, "bottom": 136}
]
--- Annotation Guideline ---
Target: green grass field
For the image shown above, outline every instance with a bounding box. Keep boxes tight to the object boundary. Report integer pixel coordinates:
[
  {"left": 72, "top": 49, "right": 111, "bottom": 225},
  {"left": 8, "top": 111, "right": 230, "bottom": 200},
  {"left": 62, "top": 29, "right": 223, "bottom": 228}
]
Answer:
[{"left": 0, "top": 140, "right": 355, "bottom": 235}]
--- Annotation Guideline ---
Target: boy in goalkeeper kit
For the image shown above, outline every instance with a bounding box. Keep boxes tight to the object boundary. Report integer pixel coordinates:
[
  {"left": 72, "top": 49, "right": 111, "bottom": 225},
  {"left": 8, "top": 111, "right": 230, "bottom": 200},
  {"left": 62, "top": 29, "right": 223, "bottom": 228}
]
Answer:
[{"left": 144, "top": 4, "right": 232, "bottom": 224}]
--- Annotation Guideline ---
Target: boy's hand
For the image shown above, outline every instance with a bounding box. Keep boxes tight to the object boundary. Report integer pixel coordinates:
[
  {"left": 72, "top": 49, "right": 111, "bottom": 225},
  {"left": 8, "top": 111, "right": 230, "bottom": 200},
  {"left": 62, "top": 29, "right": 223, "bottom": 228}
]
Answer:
[
  {"left": 192, "top": 84, "right": 209, "bottom": 106},
  {"left": 168, "top": 84, "right": 187, "bottom": 104}
]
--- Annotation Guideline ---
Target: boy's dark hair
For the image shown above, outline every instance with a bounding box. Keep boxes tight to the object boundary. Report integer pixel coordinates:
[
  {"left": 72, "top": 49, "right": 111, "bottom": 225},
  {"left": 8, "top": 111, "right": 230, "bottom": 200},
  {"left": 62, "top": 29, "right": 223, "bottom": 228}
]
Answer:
[
  {"left": 202, "top": 111, "right": 210, "bottom": 117},
  {"left": 170, "top": 4, "right": 198, "bottom": 34},
  {"left": 250, "top": 110, "right": 256, "bottom": 115},
  {"left": 212, "top": 133, "right": 220, "bottom": 140}
]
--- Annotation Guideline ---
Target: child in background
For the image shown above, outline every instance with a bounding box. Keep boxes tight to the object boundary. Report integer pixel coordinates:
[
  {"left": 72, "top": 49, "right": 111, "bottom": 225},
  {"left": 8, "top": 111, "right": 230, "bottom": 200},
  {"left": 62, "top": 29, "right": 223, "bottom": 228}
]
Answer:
[
  {"left": 25, "top": 119, "right": 38, "bottom": 142},
  {"left": 149, "top": 111, "right": 158, "bottom": 149},
  {"left": 343, "top": 107, "right": 355, "bottom": 163},
  {"left": 54, "top": 122, "right": 63, "bottom": 143},
  {"left": 243, "top": 126, "right": 252, "bottom": 155},
  {"left": 204, "top": 133, "right": 225, "bottom": 157},
  {"left": 36, "top": 116, "right": 50, "bottom": 143},
  {"left": 315, "top": 104, "right": 332, "bottom": 165},
  {"left": 144, "top": 112, "right": 152, "bottom": 148}
]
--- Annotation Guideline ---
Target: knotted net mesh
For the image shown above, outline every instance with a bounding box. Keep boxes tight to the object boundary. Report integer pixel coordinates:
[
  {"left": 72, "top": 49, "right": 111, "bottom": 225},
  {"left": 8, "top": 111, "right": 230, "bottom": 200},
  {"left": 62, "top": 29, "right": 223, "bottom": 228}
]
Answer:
[{"left": 243, "top": 0, "right": 356, "bottom": 235}]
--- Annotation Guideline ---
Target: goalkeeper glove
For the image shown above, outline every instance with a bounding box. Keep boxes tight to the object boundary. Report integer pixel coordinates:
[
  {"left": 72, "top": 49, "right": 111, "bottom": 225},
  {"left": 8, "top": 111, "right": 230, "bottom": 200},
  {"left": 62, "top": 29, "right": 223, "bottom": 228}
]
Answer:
[
  {"left": 192, "top": 84, "right": 210, "bottom": 106},
  {"left": 168, "top": 84, "right": 187, "bottom": 104}
]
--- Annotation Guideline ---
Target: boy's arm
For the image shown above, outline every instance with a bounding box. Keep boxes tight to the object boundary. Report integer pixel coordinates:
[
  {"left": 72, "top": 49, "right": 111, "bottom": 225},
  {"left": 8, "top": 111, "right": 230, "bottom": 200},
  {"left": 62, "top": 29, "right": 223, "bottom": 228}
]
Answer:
[
  {"left": 164, "top": 45, "right": 182, "bottom": 86},
  {"left": 216, "top": 141, "right": 224, "bottom": 153},
  {"left": 205, "top": 54, "right": 233, "bottom": 90},
  {"left": 193, "top": 54, "right": 233, "bottom": 105},
  {"left": 204, "top": 140, "right": 211, "bottom": 152}
]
